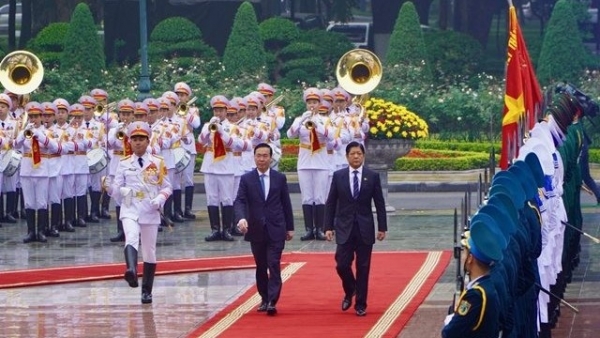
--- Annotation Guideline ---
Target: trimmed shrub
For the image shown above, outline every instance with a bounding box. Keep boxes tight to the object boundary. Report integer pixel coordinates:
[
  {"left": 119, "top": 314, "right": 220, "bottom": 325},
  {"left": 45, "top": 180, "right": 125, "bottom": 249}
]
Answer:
[
  {"left": 259, "top": 17, "right": 300, "bottom": 51},
  {"left": 395, "top": 150, "right": 495, "bottom": 171},
  {"left": 424, "top": 30, "right": 483, "bottom": 80},
  {"left": 222, "top": 1, "right": 267, "bottom": 78},
  {"left": 416, "top": 140, "right": 500, "bottom": 153},
  {"left": 61, "top": 3, "right": 105, "bottom": 85},
  {"left": 149, "top": 17, "right": 217, "bottom": 66},
  {"left": 29, "top": 22, "right": 70, "bottom": 68},
  {"left": 278, "top": 42, "right": 324, "bottom": 85},
  {"left": 385, "top": 1, "right": 432, "bottom": 82},
  {"left": 296, "top": 29, "right": 353, "bottom": 70},
  {"left": 537, "top": 0, "right": 589, "bottom": 85}
]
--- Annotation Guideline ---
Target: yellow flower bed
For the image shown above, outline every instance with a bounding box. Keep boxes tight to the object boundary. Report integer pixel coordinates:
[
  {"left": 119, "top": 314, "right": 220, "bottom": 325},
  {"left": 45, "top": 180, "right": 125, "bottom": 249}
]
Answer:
[{"left": 364, "top": 97, "right": 429, "bottom": 140}]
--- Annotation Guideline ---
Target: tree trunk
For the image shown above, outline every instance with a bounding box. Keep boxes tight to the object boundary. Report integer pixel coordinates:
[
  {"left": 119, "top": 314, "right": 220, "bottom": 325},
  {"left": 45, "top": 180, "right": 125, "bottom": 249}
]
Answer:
[
  {"left": 18, "top": 0, "right": 32, "bottom": 49},
  {"left": 413, "top": 0, "right": 434, "bottom": 25},
  {"left": 453, "top": 0, "right": 468, "bottom": 33},
  {"left": 465, "top": 0, "right": 503, "bottom": 48},
  {"left": 8, "top": 0, "right": 16, "bottom": 51},
  {"left": 439, "top": 0, "right": 450, "bottom": 30}
]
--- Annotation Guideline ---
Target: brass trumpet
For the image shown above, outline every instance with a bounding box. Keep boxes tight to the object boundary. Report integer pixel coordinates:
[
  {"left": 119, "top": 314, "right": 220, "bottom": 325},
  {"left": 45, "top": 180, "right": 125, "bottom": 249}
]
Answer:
[
  {"left": 305, "top": 120, "right": 315, "bottom": 130},
  {"left": 94, "top": 102, "right": 117, "bottom": 118},
  {"left": 177, "top": 96, "right": 198, "bottom": 116},
  {"left": 209, "top": 122, "right": 219, "bottom": 132},
  {"left": 24, "top": 122, "right": 34, "bottom": 139},
  {"left": 116, "top": 122, "right": 127, "bottom": 140},
  {"left": 264, "top": 94, "right": 284, "bottom": 110}
]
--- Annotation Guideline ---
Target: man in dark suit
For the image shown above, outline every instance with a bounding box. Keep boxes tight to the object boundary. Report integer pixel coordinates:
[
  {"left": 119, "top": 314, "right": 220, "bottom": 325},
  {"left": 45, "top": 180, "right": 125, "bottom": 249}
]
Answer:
[
  {"left": 235, "top": 143, "right": 294, "bottom": 316},
  {"left": 324, "top": 141, "right": 387, "bottom": 317}
]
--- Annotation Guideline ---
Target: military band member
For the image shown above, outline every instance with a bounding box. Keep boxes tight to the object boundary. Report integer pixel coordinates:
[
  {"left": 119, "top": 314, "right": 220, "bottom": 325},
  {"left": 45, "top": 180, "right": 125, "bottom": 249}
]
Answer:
[
  {"left": 69, "top": 103, "right": 92, "bottom": 228},
  {"left": 174, "top": 82, "right": 201, "bottom": 219},
  {"left": 16, "top": 102, "right": 59, "bottom": 243},
  {"left": 107, "top": 99, "right": 135, "bottom": 242},
  {"left": 143, "top": 98, "right": 162, "bottom": 155},
  {"left": 287, "top": 88, "right": 334, "bottom": 241},
  {"left": 53, "top": 98, "right": 77, "bottom": 232},
  {"left": 4, "top": 91, "right": 23, "bottom": 221},
  {"left": 106, "top": 121, "right": 172, "bottom": 304},
  {"left": 0, "top": 93, "right": 18, "bottom": 224},
  {"left": 91, "top": 88, "right": 118, "bottom": 220},
  {"left": 199, "top": 95, "right": 246, "bottom": 241}
]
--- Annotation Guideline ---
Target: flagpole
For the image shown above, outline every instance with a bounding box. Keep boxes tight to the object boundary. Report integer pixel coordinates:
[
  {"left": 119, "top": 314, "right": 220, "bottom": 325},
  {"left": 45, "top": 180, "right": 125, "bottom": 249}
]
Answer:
[{"left": 507, "top": 0, "right": 513, "bottom": 7}]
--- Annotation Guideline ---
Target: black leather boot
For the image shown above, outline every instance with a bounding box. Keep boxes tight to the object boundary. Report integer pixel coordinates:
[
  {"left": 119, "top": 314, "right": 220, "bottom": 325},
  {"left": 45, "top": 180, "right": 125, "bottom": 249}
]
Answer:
[
  {"left": 75, "top": 195, "right": 87, "bottom": 227},
  {"left": 4, "top": 192, "right": 17, "bottom": 223},
  {"left": 221, "top": 205, "right": 234, "bottom": 241},
  {"left": 37, "top": 209, "right": 49, "bottom": 242},
  {"left": 163, "top": 196, "right": 175, "bottom": 226},
  {"left": 99, "top": 192, "right": 111, "bottom": 219},
  {"left": 23, "top": 209, "right": 37, "bottom": 243},
  {"left": 124, "top": 245, "right": 139, "bottom": 288},
  {"left": 46, "top": 204, "right": 61, "bottom": 237},
  {"left": 300, "top": 204, "right": 315, "bottom": 241},
  {"left": 62, "top": 198, "right": 76, "bottom": 232},
  {"left": 86, "top": 191, "right": 100, "bottom": 223},
  {"left": 183, "top": 186, "right": 196, "bottom": 219},
  {"left": 172, "top": 190, "right": 185, "bottom": 223},
  {"left": 141, "top": 262, "right": 157, "bottom": 304},
  {"left": 314, "top": 204, "right": 327, "bottom": 240},
  {"left": 110, "top": 206, "right": 125, "bottom": 242},
  {"left": 204, "top": 206, "right": 221, "bottom": 241}
]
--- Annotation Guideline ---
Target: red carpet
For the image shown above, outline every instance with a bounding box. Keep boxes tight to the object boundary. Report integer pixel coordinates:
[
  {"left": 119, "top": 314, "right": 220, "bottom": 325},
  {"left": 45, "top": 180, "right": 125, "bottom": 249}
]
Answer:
[
  {"left": 0, "top": 255, "right": 258, "bottom": 289},
  {"left": 188, "top": 251, "right": 451, "bottom": 338}
]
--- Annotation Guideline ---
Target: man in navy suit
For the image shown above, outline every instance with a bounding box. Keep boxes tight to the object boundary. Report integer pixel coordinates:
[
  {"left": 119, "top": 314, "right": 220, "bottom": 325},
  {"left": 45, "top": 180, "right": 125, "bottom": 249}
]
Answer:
[
  {"left": 235, "top": 143, "right": 294, "bottom": 316},
  {"left": 324, "top": 141, "right": 387, "bottom": 317}
]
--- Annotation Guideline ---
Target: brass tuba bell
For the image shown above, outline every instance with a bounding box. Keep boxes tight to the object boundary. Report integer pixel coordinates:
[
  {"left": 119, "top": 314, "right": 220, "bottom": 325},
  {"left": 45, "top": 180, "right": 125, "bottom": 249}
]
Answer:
[
  {"left": 335, "top": 48, "right": 382, "bottom": 98},
  {"left": 0, "top": 50, "right": 44, "bottom": 95}
]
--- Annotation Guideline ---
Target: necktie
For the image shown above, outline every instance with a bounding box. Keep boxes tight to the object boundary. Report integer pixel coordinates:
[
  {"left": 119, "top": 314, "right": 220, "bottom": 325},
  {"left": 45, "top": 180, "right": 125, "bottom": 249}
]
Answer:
[
  {"left": 138, "top": 157, "right": 144, "bottom": 168},
  {"left": 86, "top": 121, "right": 90, "bottom": 128},
  {"left": 1, "top": 122, "right": 4, "bottom": 128},
  {"left": 353, "top": 170, "right": 359, "bottom": 199},
  {"left": 260, "top": 174, "right": 266, "bottom": 200}
]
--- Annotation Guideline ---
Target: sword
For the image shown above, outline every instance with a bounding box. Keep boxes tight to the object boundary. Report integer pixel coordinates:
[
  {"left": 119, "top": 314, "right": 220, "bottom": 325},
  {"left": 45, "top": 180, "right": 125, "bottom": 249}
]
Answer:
[{"left": 561, "top": 220, "right": 600, "bottom": 244}]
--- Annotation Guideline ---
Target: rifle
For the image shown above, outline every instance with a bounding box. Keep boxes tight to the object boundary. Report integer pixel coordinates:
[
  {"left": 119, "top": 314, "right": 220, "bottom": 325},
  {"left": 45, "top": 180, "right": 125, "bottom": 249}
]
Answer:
[{"left": 450, "top": 208, "right": 464, "bottom": 314}]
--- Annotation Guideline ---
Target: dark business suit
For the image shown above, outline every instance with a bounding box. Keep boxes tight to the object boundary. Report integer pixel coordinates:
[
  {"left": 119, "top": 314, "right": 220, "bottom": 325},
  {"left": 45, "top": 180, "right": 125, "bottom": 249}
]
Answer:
[
  {"left": 324, "top": 166, "right": 387, "bottom": 311},
  {"left": 234, "top": 169, "right": 294, "bottom": 305}
]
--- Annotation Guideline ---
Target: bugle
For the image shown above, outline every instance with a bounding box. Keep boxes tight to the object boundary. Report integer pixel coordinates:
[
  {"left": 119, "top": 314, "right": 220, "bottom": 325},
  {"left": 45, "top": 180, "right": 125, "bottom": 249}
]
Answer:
[
  {"left": 265, "top": 94, "right": 284, "bottom": 110},
  {"left": 177, "top": 96, "right": 198, "bottom": 116},
  {"left": 116, "top": 122, "right": 127, "bottom": 140},
  {"left": 209, "top": 122, "right": 220, "bottom": 132}
]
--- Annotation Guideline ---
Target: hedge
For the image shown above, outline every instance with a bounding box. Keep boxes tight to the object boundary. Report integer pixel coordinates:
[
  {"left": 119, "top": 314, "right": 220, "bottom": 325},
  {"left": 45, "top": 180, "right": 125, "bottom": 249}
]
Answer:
[
  {"left": 415, "top": 140, "right": 499, "bottom": 153},
  {"left": 395, "top": 152, "right": 495, "bottom": 171}
]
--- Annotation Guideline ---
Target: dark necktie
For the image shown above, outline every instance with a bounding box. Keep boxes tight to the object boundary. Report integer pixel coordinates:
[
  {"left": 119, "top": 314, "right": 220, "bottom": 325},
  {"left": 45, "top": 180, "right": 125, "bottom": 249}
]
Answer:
[
  {"left": 86, "top": 121, "right": 90, "bottom": 128},
  {"left": 353, "top": 170, "right": 359, "bottom": 199},
  {"left": 138, "top": 157, "right": 144, "bottom": 168},
  {"left": 1, "top": 122, "right": 4, "bottom": 128},
  {"left": 260, "top": 174, "right": 266, "bottom": 200}
]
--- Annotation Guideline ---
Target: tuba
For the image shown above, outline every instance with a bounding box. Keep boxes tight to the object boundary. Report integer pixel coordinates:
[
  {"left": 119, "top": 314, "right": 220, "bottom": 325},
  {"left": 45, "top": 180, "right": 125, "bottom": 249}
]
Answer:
[
  {"left": 335, "top": 49, "right": 382, "bottom": 114},
  {"left": 0, "top": 50, "right": 44, "bottom": 95}
]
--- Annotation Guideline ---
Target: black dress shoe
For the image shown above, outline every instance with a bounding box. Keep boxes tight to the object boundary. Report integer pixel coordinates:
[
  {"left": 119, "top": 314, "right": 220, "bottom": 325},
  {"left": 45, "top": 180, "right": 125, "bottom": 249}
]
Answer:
[
  {"left": 61, "top": 221, "right": 76, "bottom": 232},
  {"left": 172, "top": 212, "right": 185, "bottom": 223},
  {"left": 266, "top": 302, "right": 277, "bottom": 316},
  {"left": 45, "top": 227, "right": 60, "bottom": 238},
  {"left": 110, "top": 232, "right": 125, "bottom": 242},
  {"left": 141, "top": 292, "right": 153, "bottom": 304},
  {"left": 315, "top": 230, "right": 326, "bottom": 241},
  {"left": 300, "top": 231, "right": 315, "bottom": 241},
  {"left": 75, "top": 218, "right": 87, "bottom": 227},
  {"left": 99, "top": 209, "right": 111, "bottom": 220},
  {"left": 204, "top": 231, "right": 221, "bottom": 242},
  {"left": 356, "top": 308, "right": 367, "bottom": 317},
  {"left": 86, "top": 214, "right": 100, "bottom": 223},
  {"left": 221, "top": 230, "right": 234, "bottom": 241},
  {"left": 183, "top": 209, "right": 196, "bottom": 219},
  {"left": 3, "top": 214, "right": 17, "bottom": 223},
  {"left": 342, "top": 296, "right": 352, "bottom": 311},
  {"left": 257, "top": 302, "right": 268, "bottom": 312}
]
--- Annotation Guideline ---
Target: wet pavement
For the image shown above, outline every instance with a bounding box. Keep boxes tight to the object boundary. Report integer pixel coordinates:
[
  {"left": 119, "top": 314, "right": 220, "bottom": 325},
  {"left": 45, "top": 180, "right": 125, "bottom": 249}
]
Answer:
[{"left": 0, "top": 186, "right": 598, "bottom": 337}]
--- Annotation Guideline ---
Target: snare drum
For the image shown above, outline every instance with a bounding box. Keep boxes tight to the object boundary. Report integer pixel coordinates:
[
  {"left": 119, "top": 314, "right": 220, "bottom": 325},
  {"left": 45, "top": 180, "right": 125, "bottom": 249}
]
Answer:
[
  {"left": 173, "top": 148, "right": 192, "bottom": 173},
  {"left": 87, "top": 148, "right": 109, "bottom": 174},
  {"left": 0, "top": 150, "right": 22, "bottom": 177}
]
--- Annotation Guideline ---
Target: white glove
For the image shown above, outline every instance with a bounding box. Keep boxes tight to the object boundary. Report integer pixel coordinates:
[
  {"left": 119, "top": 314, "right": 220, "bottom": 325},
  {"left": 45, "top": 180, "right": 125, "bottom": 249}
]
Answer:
[
  {"left": 150, "top": 194, "right": 166, "bottom": 210},
  {"left": 119, "top": 187, "right": 132, "bottom": 207},
  {"left": 209, "top": 116, "right": 220, "bottom": 124},
  {"left": 444, "top": 313, "right": 454, "bottom": 326},
  {"left": 34, "top": 129, "right": 46, "bottom": 140},
  {"left": 301, "top": 111, "right": 312, "bottom": 121}
]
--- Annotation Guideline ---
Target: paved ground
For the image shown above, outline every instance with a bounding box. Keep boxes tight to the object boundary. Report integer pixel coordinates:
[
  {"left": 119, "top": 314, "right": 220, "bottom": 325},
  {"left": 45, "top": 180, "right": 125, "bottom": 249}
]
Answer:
[{"left": 0, "top": 172, "right": 598, "bottom": 337}]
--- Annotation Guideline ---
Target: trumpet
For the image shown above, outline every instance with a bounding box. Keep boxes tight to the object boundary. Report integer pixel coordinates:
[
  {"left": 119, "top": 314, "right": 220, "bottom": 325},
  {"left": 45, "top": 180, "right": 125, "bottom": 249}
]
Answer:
[
  {"left": 264, "top": 94, "right": 284, "bottom": 110},
  {"left": 24, "top": 123, "right": 34, "bottom": 139},
  {"left": 94, "top": 102, "right": 117, "bottom": 118},
  {"left": 209, "top": 122, "right": 219, "bottom": 132},
  {"left": 116, "top": 122, "right": 127, "bottom": 140},
  {"left": 305, "top": 120, "right": 315, "bottom": 130},
  {"left": 177, "top": 96, "right": 197, "bottom": 116}
]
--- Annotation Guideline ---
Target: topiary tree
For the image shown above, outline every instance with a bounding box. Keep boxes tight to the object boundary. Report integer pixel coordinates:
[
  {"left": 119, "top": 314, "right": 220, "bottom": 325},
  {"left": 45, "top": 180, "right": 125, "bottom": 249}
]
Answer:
[
  {"left": 259, "top": 17, "right": 300, "bottom": 52},
  {"left": 424, "top": 30, "right": 483, "bottom": 80},
  {"left": 149, "top": 17, "right": 217, "bottom": 67},
  {"left": 29, "top": 22, "right": 70, "bottom": 68},
  {"left": 385, "top": 1, "right": 432, "bottom": 82},
  {"left": 222, "top": 1, "right": 267, "bottom": 78},
  {"left": 537, "top": 0, "right": 590, "bottom": 85},
  {"left": 61, "top": 3, "right": 105, "bottom": 85}
]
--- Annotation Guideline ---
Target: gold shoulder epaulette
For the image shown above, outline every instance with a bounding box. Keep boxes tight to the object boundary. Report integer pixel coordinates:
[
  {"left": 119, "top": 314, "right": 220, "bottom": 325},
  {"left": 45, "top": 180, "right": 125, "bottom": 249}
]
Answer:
[
  {"left": 121, "top": 155, "right": 132, "bottom": 161},
  {"left": 151, "top": 154, "right": 164, "bottom": 160}
]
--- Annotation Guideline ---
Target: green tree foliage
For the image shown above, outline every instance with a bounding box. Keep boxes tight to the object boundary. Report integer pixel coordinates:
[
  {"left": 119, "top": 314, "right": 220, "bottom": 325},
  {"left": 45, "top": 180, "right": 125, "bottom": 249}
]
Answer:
[
  {"left": 222, "top": 1, "right": 267, "bottom": 78},
  {"left": 60, "top": 3, "right": 105, "bottom": 85},
  {"left": 149, "top": 17, "right": 217, "bottom": 67},
  {"left": 385, "top": 1, "right": 432, "bottom": 82},
  {"left": 424, "top": 30, "right": 483, "bottom": 80},
  {"left": 278, "top": 41, "right": 324, "bottom": 86},
  {"left": 29, "top": 22, "right": 70, "bottom": 68},
  {"left": 537, "top": 0, "right": 590, "bottom": 85},
  {"left": 259, "top": 17, "right": 300, "bottom": 51}
]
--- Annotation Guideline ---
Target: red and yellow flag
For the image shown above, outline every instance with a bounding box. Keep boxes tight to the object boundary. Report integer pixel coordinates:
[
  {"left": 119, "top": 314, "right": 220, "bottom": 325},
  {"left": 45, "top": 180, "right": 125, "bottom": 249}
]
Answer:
[{"left": 212, "top": 132, "right": 227, "bottom": 161}]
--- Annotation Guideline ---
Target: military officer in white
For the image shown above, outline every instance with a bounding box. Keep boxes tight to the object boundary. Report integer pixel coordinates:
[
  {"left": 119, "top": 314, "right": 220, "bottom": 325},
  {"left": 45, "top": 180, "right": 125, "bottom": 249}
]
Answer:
[
  {"left": 106, "top": 121, "right": 172, "bottom": 304},
  {"left": 199, "top": 95, "right": 246, "bottom": 241},
  {"left": 0, "top": 93, "right": 19, "bottom": 224},
  {"left": 174, "top": 82, "right": 201, "bottom": 220},
  {"left": 69, "top": 103, "right": 93, "bottom": 228},
  {"left": 287, "top": 88, "right": 334, "bottom": 241},
  {"left": 16, "top": 102, "right": 59, "bottom": 243}
]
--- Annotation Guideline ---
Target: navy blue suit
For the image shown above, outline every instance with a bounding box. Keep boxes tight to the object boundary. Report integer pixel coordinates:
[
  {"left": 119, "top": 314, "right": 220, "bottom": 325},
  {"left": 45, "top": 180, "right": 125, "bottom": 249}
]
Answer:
[
  {"left": 234, "top": 169, "right": 294, "bottom": 305},
  {"left": 324, "top": 166, "right": 387, "bottom": 311}
]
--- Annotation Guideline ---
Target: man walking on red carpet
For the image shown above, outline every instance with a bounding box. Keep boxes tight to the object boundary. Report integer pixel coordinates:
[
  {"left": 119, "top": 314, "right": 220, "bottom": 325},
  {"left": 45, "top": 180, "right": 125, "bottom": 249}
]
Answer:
[
  {"left": 324, "top": 141, "right": 387, "bottom": 317},
  {"left": 235, "top": 143, "right": 294, "bottom": 316}
]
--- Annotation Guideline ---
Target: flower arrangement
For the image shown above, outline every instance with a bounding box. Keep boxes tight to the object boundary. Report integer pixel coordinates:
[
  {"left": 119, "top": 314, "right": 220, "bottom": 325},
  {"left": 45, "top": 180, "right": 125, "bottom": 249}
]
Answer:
[{"left": 364, "top": 97, "right": 429, "bottom": 140}]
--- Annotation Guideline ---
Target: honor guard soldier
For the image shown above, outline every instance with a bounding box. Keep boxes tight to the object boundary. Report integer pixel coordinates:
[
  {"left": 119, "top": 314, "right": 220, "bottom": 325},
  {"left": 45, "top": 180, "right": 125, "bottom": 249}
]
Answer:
[
  {"left": 143, "top": 98, "right": 162, "bottom": 155},
  {"left": 53, "top": 98, "right": 77, "bottom": 233},
  {"left": 442, "top": 215, "right": 502, "bottom": 338},
  {"left": 240, "top": 94, "right": 268, "bottom": 174},
  {"left": 287, "top": 88, "right": 334, "bottom": 241},
  {"left": 16, "top": 102, "right": 59, "bottom": 243},
  {"left": 106, "top": 121, "right": 172, "bottom": 304},
  {"left": 198, "top": 95, "right": 246, "bottom": 241},
  {"left": 91, "top": 88, "right": 117, "bottom": 219},
  {"left": 69, "top": 103, "right": 92, "bottom": 228},
  {"left": 107, "top": 99, "right": 135, "bottom": 242},
  {"left": 331, "top": 88, "right": 352, "bottom": 171},
  {"left": 3, "top": 91, "right": 23, "bottom": 221},
  {"left": 0, "top": 93, "right": 18, "bottom": 224},
  {"left": 174, "top": 82, "right": 201, "bottom": 219}
]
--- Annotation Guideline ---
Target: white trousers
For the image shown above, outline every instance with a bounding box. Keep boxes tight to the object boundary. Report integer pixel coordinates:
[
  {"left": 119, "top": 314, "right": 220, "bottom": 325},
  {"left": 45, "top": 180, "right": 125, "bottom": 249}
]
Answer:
[
  {"left": 123, "top": 218, "right": 159, "bottom": 263},
  {"left": 21, "top": 176, "right": 49, "bottom": 209},
  {"left": 2, "top": 172, "right": 17, "bottom": 192},
  {"left": 182, "top": 154, "right": 196, "bottom": 187},
  {"left": 204, "top": 173, "right": 234, "bottom": 206},
  {"left": 62, "top": 174, "right": 75, "bottom": 198},
  {"left": 74, "top": 174, "right": 88, "bottom": 197},
  {"left": 168, "top": 169, "right": 181, "bottom": 191},
  {"left": 88, "top": 167, "right": 106, "bottom": 192},
  {"left": 48, "top": 175, "right": 63, "bottom": 204},
  {"left": 298, "top": 169, "right": 329, "bottom": 205}
]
